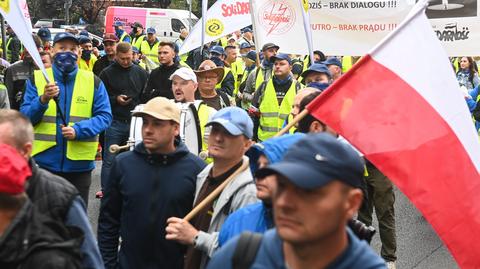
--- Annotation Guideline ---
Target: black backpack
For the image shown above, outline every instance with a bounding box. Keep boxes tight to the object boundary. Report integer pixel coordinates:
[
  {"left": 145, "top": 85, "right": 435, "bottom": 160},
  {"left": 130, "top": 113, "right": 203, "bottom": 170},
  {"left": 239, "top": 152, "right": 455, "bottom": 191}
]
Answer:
[{"left": 232, "top": 232, "right": 264, "bottom": 269}]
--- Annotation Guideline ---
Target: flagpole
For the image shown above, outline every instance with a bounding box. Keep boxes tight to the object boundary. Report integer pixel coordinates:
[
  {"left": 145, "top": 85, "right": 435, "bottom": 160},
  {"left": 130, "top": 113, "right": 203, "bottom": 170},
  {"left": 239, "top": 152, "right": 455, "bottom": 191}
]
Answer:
[
  {"left": 0, "top": 15, "right": 6, "bottom": 60},
  {"left": 299, "top": 0, "right": 315, "bottom": 65},
  {"left": 200, "top": 0, "right": 207, "bottom": 55},
  {"left": 274, "top": 109, "right": 310, "bottom": 137},
  {"left": 249, "top": 0, "right": 261, "bottom": 67}
]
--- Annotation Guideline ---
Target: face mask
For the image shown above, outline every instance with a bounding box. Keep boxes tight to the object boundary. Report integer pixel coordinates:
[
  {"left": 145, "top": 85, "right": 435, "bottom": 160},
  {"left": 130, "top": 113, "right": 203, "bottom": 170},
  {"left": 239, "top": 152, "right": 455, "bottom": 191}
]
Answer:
[
  {"left": 307, "top": 81, "right": 330, "bottom": 91},
  {"left": 54, "top": 51, "right": 78, "bottom": 73},
  {"left": 115, "top": 28, "right": 122, "bottom": 37},
  {"left": 81, "top": 50, "right": 92, "bottom": 60}
]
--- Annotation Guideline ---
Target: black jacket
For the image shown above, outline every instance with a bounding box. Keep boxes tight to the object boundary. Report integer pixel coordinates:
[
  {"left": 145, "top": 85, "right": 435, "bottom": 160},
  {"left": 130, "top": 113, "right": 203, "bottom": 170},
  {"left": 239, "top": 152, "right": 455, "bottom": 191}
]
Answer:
[
  {"left": 100, "top": 62, "right": 148, "bottom": 121},
  {"left": 93, "top": 55, "right": 115, "bottom": 77},
  {"left": 4, "top": 59, "right": 35, "bottom": 110},
  {"left": 98, "top": 141, "right": 206, "bottom": 269},
  {"left": 141, "top": 63, "right": 180, "bottom": 102},
  {"left": 0, "top": 200, "right": 83, "bottom": 269},
  {"left": 26, "top": 159, "right": 79, "bottom": 222}
]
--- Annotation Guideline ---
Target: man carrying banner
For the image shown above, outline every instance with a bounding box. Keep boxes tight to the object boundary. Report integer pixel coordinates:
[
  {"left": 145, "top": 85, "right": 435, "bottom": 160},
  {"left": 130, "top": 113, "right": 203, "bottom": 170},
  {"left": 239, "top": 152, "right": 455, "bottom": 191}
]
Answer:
[
  {"left": 166, "top": 106, "right": 258, "bottom": 269},
  {"left": 20, "top": 32, "right": 112, "bottom": 206},
  {"left": 252, "top": 53, "right": 302, "bottom": 142}
]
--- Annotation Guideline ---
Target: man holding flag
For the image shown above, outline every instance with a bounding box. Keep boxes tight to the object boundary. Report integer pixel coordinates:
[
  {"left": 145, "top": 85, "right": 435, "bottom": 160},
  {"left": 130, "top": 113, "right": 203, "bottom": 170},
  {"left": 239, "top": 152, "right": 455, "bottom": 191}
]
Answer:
[{"left": 20, "top": 32, "right": 112, "bottom": 206}]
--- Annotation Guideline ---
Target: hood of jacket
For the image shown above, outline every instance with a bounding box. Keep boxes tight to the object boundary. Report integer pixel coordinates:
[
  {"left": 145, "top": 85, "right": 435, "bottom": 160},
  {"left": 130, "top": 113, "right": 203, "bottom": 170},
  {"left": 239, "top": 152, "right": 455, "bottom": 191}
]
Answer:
[
  {"left": 133, "top": 138, "right": 191, "bottom": 166},
  {"left": 246, "top": 133, "right": 305, "bottom": 173}
]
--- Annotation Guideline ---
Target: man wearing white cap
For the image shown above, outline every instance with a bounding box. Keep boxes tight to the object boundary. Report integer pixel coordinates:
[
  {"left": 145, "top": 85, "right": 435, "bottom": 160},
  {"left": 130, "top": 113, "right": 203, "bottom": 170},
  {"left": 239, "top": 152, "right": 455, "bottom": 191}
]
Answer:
[{"left": 170, "top": 67, "right": 217, "bottom": 154}]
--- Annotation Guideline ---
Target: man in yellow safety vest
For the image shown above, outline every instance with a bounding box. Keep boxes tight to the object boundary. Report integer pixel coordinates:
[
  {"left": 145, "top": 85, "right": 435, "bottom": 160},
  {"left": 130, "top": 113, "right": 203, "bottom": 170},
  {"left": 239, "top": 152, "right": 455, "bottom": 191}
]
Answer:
[
  {"left": 20, "top": 32, "right": 112, "bottom": 206},
  {"left": 113, "top": 21, "right": 131, "bottom": 43}
]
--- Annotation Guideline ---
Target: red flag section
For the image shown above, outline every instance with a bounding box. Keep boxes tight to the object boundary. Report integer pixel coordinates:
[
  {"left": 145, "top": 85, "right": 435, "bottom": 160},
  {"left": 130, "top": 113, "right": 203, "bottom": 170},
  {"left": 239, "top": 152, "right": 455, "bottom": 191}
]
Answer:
[{"left": 307, "top": 4, "right": 480, "bottom": 269}]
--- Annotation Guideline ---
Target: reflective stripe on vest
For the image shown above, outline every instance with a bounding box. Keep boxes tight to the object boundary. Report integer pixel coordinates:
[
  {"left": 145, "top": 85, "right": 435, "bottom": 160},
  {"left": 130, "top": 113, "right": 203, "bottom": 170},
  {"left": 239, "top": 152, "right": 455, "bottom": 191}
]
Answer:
[
  {"left": 258, "top": 79, "right": 297, "bottom": 141},
  {"left": 140, "top": 40, "right": 160, "bottom": 64},
  {"left": 120, "top": 32, "right": 130, "bottom": 43},
  {"left": 32, "top": 68, "right": 98, "bottom": 160}
]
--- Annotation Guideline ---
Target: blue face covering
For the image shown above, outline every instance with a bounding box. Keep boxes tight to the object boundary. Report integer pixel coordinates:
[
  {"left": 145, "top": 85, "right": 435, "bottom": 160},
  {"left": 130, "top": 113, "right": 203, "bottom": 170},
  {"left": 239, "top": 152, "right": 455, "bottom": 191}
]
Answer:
[
  {"left": 54, "top": 51, "right": 78, "bottom": 73},
  {"left": 307, "top": 81, "right": 330, "bottom": 91},
  {"left": 115, "top": 28, "right": 123, "bottom": 37},
  {"left": 81, "top": 50, "right": 92, "bottom": 61}
]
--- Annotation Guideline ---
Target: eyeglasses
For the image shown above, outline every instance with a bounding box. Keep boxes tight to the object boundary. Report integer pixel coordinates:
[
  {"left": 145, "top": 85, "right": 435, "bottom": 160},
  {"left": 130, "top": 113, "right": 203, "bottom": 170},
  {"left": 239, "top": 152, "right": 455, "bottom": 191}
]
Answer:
[{"left": 199, "top": 75, "right": 218, "bottom": 81}]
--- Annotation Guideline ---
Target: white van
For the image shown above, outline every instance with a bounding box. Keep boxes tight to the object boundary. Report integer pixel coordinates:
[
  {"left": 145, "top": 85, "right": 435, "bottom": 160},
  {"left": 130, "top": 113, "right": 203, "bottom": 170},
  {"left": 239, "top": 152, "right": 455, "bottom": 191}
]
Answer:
[{"left": 105, "top": 6, "right": 198, "bottom": 42}]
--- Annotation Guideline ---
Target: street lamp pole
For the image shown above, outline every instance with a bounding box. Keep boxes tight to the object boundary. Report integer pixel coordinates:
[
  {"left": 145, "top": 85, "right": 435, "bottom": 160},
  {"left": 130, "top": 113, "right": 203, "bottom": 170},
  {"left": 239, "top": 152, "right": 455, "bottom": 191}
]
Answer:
[{"left": 65, "top": 0, "right": 72, "bottom": 24}]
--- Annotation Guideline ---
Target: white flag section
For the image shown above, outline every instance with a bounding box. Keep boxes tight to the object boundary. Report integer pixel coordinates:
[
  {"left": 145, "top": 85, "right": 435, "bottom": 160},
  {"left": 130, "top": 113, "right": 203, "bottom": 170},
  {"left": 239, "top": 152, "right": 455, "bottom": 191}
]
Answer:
[
  {"left": 0, "top": 0, "right": 48, "bottom": 81},
  {"left": 19, "top": 0, "right": 32, "bottom": 32},
  {"left": 179, "top": 0, "right": 252, "bottom": 55},
  {"left": 252, "top": 0, "right": 309, "bottom": 55}
]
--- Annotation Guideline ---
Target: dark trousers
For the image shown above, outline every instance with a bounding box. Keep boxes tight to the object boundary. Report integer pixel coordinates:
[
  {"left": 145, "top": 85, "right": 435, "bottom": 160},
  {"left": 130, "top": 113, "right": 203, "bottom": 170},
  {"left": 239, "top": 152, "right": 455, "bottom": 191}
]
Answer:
[
  {"left": 358, "top": 165, "right": 397, "bottom": 262},
  {"left": 101, "top": 120, "right": 130, "bottom": 190},
  {"left": 53, "top": 171, "right": 92, "bottom": 208}
]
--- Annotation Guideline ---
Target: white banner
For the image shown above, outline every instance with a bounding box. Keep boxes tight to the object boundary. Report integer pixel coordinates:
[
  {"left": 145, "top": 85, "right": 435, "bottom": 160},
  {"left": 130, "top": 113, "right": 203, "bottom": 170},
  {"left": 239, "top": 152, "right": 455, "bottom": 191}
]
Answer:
[
  {"left": 181, "top": 0, "right": 480, "bottom": 56},
  {"left": 179, "top": 0, "right": 252, "bottom": 55},
  {"left": 252, "top": 0, "right": 309, "bottom": 55},
  {"left": 19, "top": 0, "right": 32, "bottom": 32},
  {"left": 0, "top": 0, "right": 48, "bottom": 80}
]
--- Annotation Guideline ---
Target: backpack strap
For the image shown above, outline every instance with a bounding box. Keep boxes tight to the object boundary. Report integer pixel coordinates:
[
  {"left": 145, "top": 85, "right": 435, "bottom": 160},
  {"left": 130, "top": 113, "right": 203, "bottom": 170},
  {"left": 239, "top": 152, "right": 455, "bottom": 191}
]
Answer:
[{"left": 232, "top": 232, "right": 264, "bottom": 269}]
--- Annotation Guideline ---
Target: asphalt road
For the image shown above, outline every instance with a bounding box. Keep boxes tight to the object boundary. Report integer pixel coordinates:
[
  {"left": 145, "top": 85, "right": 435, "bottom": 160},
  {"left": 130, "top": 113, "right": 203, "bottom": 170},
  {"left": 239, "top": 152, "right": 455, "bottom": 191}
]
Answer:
[{"left": 87, "top": 161, "right": 459, "bottom": 268}]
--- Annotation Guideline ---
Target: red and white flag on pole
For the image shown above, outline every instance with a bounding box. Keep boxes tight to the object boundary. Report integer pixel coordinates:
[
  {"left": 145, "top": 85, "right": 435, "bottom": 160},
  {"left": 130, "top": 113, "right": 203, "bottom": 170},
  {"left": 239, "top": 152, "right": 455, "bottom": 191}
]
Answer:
[{"left": 307, "top": 1, "right": 480, "bottom": 268}]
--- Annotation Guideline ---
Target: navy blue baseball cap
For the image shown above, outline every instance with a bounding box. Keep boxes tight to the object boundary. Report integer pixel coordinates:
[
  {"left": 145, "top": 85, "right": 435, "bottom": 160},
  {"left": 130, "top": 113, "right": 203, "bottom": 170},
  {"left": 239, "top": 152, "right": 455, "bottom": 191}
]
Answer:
[
  {"left": 209, "top": 45, "right": 225, "bottom": 56},
  {"left": 147, "top": 27, "right": 156, "bottom": 34},
  {"left": 243, "top": 50, "right": 257, "bottom": 62},
  {"left": 324, "top": 57, "right": 342, "bottom": 68},
  {"left": 37, "top": 27, "right": 51, "bottom": 41},
  {"left": 78, "top": 36, "right": 92, "bottom": 45},
  {"left": 239, "top": 42, "right": 251, "bottom": 50},
  {"left": 206, "top": 107, "right": 254, "bottom": 139},
  {"left": 53, "top": 32, "right": 79, "bottom": 45},
  {"left": 271, "top": 53, "right": 292, "bottom": 65},
  {"left": 113, "top": 21, "right": 125, "bottom": 27},
  {"left": 242, "top": 27, "right": 253, "bottom": 33},
  {"left": 301, "top": 63, "right": 331, "bottom": 79},
  {"left": 256, "top": 133, "right": 364, "bottom": 189}
]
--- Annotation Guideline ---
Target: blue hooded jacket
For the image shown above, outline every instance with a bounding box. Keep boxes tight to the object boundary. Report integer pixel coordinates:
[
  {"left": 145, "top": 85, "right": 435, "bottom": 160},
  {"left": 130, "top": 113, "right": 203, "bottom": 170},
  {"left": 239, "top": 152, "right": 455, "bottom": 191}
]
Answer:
[
  {"left": 218, "top": 134, "right": 305, "bottom": 247},
  {"left": 21, "top": 64, "right": 112, "bottom": 173},
  {"left": 209, "top": 228, "right": 386, "bottom": 269}
]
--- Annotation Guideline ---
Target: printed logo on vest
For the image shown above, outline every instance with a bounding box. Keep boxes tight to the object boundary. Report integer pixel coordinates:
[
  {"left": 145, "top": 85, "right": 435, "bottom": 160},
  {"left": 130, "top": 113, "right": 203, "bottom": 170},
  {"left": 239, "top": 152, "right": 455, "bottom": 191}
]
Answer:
[{"left": 76, "top": 96, "right": 88, "bottom": 104}]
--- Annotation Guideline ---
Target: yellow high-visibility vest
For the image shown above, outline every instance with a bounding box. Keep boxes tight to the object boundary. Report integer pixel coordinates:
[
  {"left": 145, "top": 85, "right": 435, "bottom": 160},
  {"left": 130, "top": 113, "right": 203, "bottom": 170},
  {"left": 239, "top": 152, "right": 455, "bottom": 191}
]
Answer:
[
  {"left": 342, "top": 56, "right": 353, "bottom": 73},
  {"left": 258, "top": 79, "right": 297, "bottom": 141},
  {"left": 32, "top": 68, "right": 98, "bottom": 160},
  {"left": 215, "top": 67, "right": 232, "bottom": 91},
  {"left": 140, "top": 40, "right": 160, "bottom": 64},
  {"left": 132, "top": 34, "right": 145, "bottom": 49},
  {"left": 78, "top": 54, "right": 98, "bottom": 71},
  {"left": 119, "top": 32, "right": 131, "bottom": 43}
]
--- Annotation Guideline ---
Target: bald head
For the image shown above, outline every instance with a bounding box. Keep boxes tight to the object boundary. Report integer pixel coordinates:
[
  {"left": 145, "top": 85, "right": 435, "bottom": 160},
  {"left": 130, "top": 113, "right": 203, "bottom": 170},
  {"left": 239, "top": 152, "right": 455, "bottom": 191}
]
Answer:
[
  {"left": 292, "top": 87, "right": 319, "bottom": 120},
  {"left": 0, "top": 110, "right": 34, "bottom": 159}
]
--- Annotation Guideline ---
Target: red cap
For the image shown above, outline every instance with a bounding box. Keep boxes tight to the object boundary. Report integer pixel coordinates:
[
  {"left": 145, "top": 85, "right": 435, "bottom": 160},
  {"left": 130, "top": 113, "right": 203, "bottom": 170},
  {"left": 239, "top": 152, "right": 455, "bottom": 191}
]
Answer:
[
  {"left": 103, "top": 33, "right": 119, "bottom": 43},
  {"left": 0, "top": 144, "right": 31, "bottom": 195}
]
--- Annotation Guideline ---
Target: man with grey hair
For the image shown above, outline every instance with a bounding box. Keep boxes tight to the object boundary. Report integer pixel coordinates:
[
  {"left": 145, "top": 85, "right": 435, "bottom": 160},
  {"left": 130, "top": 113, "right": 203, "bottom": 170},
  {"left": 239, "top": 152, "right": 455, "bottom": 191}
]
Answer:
[{"left": 0, "top": 109, "right": 104, "bottom": 269}]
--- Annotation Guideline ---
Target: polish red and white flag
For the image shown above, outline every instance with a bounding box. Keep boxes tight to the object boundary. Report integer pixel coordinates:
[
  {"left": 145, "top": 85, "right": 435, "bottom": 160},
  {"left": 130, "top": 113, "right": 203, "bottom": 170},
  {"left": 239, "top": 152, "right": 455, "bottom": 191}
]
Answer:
[{"left": 306, "top": 1, "right": 480, "bottom": 268}]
